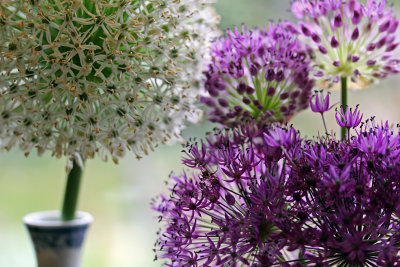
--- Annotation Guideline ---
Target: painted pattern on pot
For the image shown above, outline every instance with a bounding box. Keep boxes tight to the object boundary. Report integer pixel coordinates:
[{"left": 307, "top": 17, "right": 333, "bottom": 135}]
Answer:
[{"left": 24, "top": 211, "right": 92, "bottom": 267}]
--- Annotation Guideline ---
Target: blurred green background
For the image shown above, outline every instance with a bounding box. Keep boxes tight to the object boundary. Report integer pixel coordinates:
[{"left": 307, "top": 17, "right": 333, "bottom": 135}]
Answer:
[{"left": 1, "top": 0, "right": 400, "bottom": 266}]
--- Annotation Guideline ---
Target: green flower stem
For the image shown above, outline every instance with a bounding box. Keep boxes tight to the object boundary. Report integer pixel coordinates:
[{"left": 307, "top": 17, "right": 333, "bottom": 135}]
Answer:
[
  {"left": 61, "top": 158, "right": 84, "bottom": 221},
  {"left": 321, "top": 113, "right": 328, "bottom": 135},
  {"left": 341, "top": 76, "right": 348, "bottom": 140}
]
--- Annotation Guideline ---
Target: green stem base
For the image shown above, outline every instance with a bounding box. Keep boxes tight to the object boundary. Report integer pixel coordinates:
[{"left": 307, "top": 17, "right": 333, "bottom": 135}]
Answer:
[{"left": 61, "top": 159, "right": 83, "bottom": 221}]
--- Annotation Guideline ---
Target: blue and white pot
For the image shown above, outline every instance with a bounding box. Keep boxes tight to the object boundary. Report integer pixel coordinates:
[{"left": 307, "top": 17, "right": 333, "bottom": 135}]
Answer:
[{"left": 23, "top": 211, "right": 93, "bottom": 267}]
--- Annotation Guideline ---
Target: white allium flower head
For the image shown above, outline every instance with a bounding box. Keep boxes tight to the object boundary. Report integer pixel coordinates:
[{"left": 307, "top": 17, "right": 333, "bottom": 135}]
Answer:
[{"left": 0, "top": 0, "right": 220, "bottom": 163}]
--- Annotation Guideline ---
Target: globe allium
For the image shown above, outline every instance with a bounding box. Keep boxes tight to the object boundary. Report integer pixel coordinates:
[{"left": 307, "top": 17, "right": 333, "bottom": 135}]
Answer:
[
  {"left": 153, "top": 124, "right": 298, "bottom": 266},
  {"left": 200, "top": 23, "right": 314, "bottom": 127},
  {"left": 280, "top": 116, "right": 400, "bottom": 266},
  {"left": 154, "top": 105, "right": 400, "bottom": 266},
  {"left": 0, "top": 0, "right": 219, "bottom": 163},
  {"left": 292, "top": 0, "right": 400, "bottom": 90}
]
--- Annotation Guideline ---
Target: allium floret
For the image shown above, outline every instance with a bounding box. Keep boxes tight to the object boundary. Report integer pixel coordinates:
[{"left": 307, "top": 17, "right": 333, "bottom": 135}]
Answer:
[
  {"left": 310, "top": 90, "right": 337, "bottom": 134},
  {"left": 263, "top": 125, "right": 301, "bottom": 149},
  {"left": 310, "top": 90, "right": 336, "bottom": 114},
  {"left": 201, "top": 22, "right": 314, "bottom": 127},
  {"left": 335, "top": 104, "right": 363, "bottom": 130},
  {"left": 292, "top": 0, "right": 400, "bottom": 89},
  {"left": 0, "top": 0, "right": 219, "bottom": 162}
]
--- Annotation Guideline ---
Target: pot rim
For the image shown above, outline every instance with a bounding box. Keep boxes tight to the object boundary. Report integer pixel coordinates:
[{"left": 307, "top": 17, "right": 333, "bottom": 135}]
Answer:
[{"left": 23, "top": 210, "right": 93, "bottom": 228}]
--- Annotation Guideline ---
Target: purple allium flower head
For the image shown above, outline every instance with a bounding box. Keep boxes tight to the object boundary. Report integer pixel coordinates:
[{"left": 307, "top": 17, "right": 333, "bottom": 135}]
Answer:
[
  {"left": 202, "top": 23, "right": 314, "bottom": 127},
  {"left": 154, "top": 115, "right": 400, "bottom": 266},
  {"left": 335, "top": 105, "right": 363, "bottom": 129},
  {"left": 309, "top": 90, "right": 336, "bottom": 114},
  {"left": 153, "top": 124, "right": 300, "bottom": 266},
  {"left": 280, "top": 118, "right": 400, "bottom": 266},
  {"left": 292, "top": 0, "right": 400, "bottom": 90}
]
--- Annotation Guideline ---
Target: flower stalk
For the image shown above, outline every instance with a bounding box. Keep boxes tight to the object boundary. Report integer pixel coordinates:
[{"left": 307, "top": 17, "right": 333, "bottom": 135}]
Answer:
[
  {"left": 341, "top": 76, "right": 348, "bottom": 139},
  {"left": 61, "top": 159, "right": 84, "bottom": 221}
]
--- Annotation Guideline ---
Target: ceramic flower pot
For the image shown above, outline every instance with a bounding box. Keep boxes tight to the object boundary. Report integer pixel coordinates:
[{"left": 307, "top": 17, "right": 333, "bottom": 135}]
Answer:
[{"left": 23, "top": 211, "right": 93, "bottom": 267}]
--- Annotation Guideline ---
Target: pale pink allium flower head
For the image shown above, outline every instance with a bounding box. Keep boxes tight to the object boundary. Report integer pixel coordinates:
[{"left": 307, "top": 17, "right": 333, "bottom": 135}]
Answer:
[{"left": 292, "top": 0, "right": 400, "bottom": 90}]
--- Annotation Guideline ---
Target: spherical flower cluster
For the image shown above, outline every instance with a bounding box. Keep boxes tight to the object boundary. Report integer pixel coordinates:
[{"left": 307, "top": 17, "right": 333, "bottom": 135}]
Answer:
[
  {"left": 282, "top": 118, "right": 400, "bottom": 266},
  {"left": 154, "top": 111, "right": 400, "bottom": 266},
  {"left": 201, "top": 23, "right": 314, "bottom": 127},
  {"left": 292, "top": 0, "right": 400, "bottom": 89},
  {"left": 0, "top": 0, "right": 219, "bottom": 162},
  {"left": 153, "top": 124, "right": 295, "bottom": 266}
]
